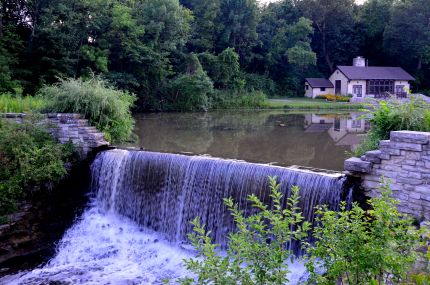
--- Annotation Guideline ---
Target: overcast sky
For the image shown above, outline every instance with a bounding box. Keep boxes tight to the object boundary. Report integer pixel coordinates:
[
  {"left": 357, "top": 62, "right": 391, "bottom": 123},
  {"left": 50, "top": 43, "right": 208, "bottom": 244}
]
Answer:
[{"left": 259, "top": 0, "right": 366, "bottom": 4}]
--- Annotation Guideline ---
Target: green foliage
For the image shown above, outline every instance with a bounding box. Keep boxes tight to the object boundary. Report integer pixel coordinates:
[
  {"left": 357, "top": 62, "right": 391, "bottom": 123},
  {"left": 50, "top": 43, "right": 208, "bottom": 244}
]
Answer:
[
  {"left": 216, "top": 0, "right": 259, "bottom": 63},
  {"left": 261, "top": 98, "right": 363, "bottom": 110},
  {"left": 384, "top": 0, "right": 430, "bottom": 71},
  {"left": 242, "top": 73, "right": 277, "bottom": 97},
  {"left": 0, "top": 120, "right": 74, "bottom": 216},
  {"left": 306, "top": 178, "right": 424, "bottom": 284},
  {"left": 2, "top": 0, "right": 430, "bottom": 108},
  {"left": 354, "top": 97, "right": 430, "bottom": 156},
  {"left": 210, "top": 90, "right": 267, "bottom": 109},
  {"left": 199, "top": 48, "right": 242, "bottom": 90},
  {"left": 38, "top": 77, "right": 136, "bottom": 143},
  {"left": 0, "top": 93, "right": 48, "bottom": 113},
  {"left": 181, "top": 177, "right": 310, "bottom": 285},
  {"left": 0, "top": 23, "right": 24, "bottom": 94},
  {"left": 181, "top": 0, "right": 221, "bottom": 52},
  {"left": 412, "top": 273, "right": 430, "bottom": 285},
  {"left": 299, "top": 0, "right": 359, "bottom": 74},
  {"left": 216, "top": 48, "right": 241, "bottom": 89},
  {"left": 168, "top": 61, "right": 214, "bottom": 111}
]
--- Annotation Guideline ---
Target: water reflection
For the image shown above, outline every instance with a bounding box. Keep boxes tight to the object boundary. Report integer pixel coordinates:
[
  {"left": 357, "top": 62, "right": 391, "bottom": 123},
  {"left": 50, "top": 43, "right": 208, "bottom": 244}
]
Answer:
[{"left": 122, "top": 111, "right": 368, "bottom": 171}]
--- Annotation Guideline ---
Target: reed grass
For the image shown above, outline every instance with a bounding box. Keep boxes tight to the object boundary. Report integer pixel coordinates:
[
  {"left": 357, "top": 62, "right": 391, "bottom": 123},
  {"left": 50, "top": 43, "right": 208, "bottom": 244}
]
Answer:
[
  {"left": 38, "top": 77, "right": 136, "bottom": 143},
  {"left": 0, "top": 93, "right": 48, "bottom": 113}
]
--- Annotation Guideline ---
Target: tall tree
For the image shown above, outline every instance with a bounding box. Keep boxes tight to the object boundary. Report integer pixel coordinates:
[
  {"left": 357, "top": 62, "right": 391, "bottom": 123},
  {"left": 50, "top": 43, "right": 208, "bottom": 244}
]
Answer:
[
  {"left": 181, "top": 0, "right": 221, "bottom": 52},
  {"left": 358, "top": 0, "right": 394, "bottom": 66},
  {"left": 384, "top": 0, "right": 430, "bottom": 80},
  {"left": 299, "top": 0, "right": 359, "bottom": 74},
  {"left": 217, "top": 0, "right": 259, "bottom": 65}
]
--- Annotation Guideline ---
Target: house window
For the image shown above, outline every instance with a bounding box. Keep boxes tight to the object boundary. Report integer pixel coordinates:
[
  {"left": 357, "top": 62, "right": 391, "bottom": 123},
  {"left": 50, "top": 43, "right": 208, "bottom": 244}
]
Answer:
[
  {"left": 305, "top": 85, "right": 309, "bottom": 90},
  {"left": 320, "top": 87, "right": 326, "bottom": 91},
  {"left": 367, "top": 80, "right": 394, "bottom": 95},
  {"left": 353, "top": 85, "right": 362, "bottom": 97},
  {"left": 351, "top": 120, "right": 362, "bottom": 129},
  {"left": 395, "top": 85, "right": 405, "bottom": 94}
]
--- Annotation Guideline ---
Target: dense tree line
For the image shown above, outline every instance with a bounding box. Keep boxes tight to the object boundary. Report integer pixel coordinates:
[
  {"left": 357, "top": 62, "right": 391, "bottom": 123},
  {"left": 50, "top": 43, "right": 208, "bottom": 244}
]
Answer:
[{"left": 0, "top": 0, "right": 429, "bottom": 110}]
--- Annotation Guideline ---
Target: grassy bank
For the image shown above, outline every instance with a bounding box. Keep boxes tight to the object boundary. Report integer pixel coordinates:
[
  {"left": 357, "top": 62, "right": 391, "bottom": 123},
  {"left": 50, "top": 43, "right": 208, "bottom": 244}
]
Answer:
[{"left": 261, "top": 98, "right": 365, "bottom": 110}]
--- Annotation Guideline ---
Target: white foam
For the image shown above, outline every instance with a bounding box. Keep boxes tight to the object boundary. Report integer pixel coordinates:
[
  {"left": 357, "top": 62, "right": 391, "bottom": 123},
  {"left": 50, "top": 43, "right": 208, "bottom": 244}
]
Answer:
[
  {"left": 1, "top": 205, "right": 307, "bottom": 285},
  {"left": 2, "top": 206, "right": 192, "bottom": 285}
]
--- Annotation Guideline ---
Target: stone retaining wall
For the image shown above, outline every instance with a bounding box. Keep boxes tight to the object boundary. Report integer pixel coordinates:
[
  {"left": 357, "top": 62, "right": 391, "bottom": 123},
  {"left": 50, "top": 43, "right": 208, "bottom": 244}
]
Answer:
[
  {"left": 345, "top": 131, "right": 430, "bottom": 220},
  {"left": 1, "top": 113, "right": 109, "bottom": 159}
]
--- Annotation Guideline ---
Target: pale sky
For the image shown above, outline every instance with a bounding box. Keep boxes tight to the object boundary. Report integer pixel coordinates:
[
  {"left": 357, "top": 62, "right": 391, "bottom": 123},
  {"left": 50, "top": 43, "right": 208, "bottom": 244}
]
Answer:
[{"left": 259, "top": 0, "right": 367, "bottom": 4}]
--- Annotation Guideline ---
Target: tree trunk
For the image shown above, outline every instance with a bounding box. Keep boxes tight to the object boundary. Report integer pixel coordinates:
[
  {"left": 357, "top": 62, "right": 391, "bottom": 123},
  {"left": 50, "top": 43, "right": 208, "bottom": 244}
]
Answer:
[
  {"left": 322, "top": 21, "right": 334, "bottom": 73},
  {"left": 416, "top": 56, "right": 422, "bottom": 73}
]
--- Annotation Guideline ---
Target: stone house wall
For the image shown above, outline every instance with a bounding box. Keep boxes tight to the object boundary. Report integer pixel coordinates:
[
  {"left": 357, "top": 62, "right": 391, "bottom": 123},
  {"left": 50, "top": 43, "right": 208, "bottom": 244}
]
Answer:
[
  {"left": 1, "top": 113, "right": 109, "bottom": 159},
  {"left": 345, "top": 130, "right": 430, "bottom": 220}
]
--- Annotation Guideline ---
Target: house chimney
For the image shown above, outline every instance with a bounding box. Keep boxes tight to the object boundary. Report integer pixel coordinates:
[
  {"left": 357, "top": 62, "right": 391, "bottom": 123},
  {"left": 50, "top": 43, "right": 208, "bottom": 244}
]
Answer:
[{"left": 353, "top": 56, "right": 366, "bottom": 67}]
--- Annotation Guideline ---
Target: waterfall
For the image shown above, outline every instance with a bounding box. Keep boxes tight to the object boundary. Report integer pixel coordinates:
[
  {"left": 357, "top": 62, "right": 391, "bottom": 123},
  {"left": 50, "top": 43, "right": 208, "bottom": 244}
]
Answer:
[
  {"left": 2, "top": 149, "right": 349, "bottom": 284},
  {"left": 91, "top": 149, "right": 349, "bottom": 249}
]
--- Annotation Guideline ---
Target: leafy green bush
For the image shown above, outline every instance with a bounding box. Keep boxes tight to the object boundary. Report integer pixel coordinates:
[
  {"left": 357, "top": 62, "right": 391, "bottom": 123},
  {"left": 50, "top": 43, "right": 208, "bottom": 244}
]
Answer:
[
  {"left": 180, "top": 177, "right": 310, "bottom": 285},
  {"left": 306, "top": 178, "right": 424, "bottom": 284},
  {"left": 0, "top": 93, "right": 48, "bottom": 113},
  {"left": 354, "top": 97, "right": 430, "bottom": 156},
  {"left": 38, "top": 77, "right": 136, "bottom": 143},
  {"left": 179, "top": 177, "right": 425, "bottom": 284},
  {"left": 210, "top": 90, "right": 267, "bottom": 109},
  {"left": 167, "top": 69, "right": 214, "bottom": 111},
  {"left": 0, "top": 120, "right": 75, "bottom": 216},
  {"left": 199, "top": 48, "right": 241, "bottom": 90},
  {"left": 242, "top": 73, "right": 278, "bottom": 97}
]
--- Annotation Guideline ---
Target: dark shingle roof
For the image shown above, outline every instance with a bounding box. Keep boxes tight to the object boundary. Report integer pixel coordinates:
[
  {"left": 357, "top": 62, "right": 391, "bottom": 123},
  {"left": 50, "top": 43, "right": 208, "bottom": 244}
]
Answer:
[
  {"left": 337, "top": 66, "right": 415, "bottom": 81},
  {"left": 305, "top": 78, "right": 334, "bottom": 88}
]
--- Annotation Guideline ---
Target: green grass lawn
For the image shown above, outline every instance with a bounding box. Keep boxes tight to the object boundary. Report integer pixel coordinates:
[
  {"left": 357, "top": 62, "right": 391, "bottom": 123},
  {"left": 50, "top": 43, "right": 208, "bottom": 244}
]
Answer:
[{"left": 261, "top": 98, "right": 365, "bottom": 110}]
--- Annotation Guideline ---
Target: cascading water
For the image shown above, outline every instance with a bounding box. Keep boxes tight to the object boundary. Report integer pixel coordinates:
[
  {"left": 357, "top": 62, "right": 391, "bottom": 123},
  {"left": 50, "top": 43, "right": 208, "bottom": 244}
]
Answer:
[
  {"left": 91, "top": 150, "right": 347, "bottom": 248},
  {"left": 1, "top": 149, "right": 350, "bottom": 285}
]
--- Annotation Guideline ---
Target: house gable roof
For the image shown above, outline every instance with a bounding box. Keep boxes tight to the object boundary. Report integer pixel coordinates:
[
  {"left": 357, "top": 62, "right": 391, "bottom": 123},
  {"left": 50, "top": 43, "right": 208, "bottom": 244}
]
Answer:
[
  {"left": 336, "top": 66, "right": 415, "bottom": 81},
  {"left": 305, "top": 78, "right": 334, "bottom": 88}
]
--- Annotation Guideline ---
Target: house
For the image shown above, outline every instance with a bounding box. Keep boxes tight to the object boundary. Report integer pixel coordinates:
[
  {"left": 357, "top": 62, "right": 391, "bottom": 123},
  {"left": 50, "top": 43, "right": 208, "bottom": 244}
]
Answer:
[
  {"left": 304, "top": 78, "right": 334, "bottom": 98},
  {"left": 305, "top": 57, "right": 415, "bottom": 100}
]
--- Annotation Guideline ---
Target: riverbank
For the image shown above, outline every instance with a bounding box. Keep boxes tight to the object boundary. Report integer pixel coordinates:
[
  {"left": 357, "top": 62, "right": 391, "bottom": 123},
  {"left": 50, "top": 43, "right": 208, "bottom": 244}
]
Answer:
[{"left": 261, "top": 98, "right": 365, "bottom": 110}]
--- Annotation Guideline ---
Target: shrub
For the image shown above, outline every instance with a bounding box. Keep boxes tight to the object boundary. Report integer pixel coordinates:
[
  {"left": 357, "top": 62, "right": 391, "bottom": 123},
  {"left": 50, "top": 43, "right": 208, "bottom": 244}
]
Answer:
[
  {"left": 0, "top": 119, "right": 75, "bottom": 216},
  {"left": 167, "top": 70, "right": 214, "bottom": 112},
  {"left": 242, "top": 73, "right": 277, "bottom": 97},
  {"left": 199, "top": 48, "right": 241, "bottom": 90},
  {"left": 38, "top": 77, "right": 136, "bottom": 143},
  {"left": 0, "top": 93, "right": 48, "bottom": 113},
  {"left": 210, "top": 90, "right": 267, "bottom": 109},
  {"left": 180, "top": 177, "right": 310, "bottom": 285},
  {"left": 354, "top": 96, "right": 430, "bottom": 156},
  {"left": 320, "top": 94, "right": 350, "bottom": 102},
  {"left": 306, "top": 178, "right": 425, "bottom": 284},
  {"left": 314, "top": 94, "right": 350, "bottom": 102}
]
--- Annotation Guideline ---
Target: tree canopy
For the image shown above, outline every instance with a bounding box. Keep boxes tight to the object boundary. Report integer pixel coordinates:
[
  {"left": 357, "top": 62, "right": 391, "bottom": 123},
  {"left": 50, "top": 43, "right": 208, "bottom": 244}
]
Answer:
[{"left": 0, "top": 0, "right": 429, "bottom": 110}]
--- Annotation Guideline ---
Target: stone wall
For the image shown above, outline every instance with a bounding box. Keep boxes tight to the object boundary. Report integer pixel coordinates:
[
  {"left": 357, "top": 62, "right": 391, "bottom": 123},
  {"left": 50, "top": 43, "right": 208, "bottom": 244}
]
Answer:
[
  {"left": 1, "top": 113, "right": 109, "bottom": 159},
  {"left": 345, "top": 131, "right": 430, "bottom": 220},
  {"left": 0, "top": 165, "right": 91, "bottom": 275},
  {"left": 0, "top": 113, "right": 102, "bottom": 274}
]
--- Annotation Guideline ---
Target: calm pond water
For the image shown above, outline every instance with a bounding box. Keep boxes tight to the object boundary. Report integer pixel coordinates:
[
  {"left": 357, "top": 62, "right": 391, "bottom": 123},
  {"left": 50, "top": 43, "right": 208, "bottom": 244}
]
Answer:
[{"left": 123, "top": 110, "right": 369, "bottom": 171}]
